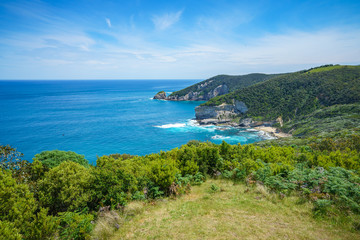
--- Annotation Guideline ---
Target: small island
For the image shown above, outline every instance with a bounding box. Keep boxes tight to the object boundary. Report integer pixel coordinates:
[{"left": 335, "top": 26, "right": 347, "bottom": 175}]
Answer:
[{"left": 153, "top": 91, "right": 167, "bottom": 99}]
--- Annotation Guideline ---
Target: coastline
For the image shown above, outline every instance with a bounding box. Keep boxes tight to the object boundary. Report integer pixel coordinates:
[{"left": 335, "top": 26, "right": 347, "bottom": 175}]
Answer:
[
  {"left": 195, "top": 119, "right": 292, "bottom": 139},
  {"left": 253, "top": 126, "right": 291, "bottom": 138}
]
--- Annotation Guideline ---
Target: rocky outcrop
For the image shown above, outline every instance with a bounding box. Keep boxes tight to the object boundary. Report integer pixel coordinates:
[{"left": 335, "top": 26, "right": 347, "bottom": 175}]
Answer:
[
  {"left": 195, "top": 100, "right": 248, "bottom": 125},
  {"left": 166, "top": 91, "right": 203, "bottom": 101},
  {"left": 153, "top": 91, "right": 167, "bottom": 100},
  {"left": 197, "top": 80, "right": 212, "bottom": 90},
  {"left": 238, "top": 118, "right": 276, "bottom": 128},
  {"left": 167, "top": 84, "right": 229, "bottom": 101},
  {"left": 207, "top": 84, "right": 229, "bottom": 99},
  {"left": 234, "top": 100, "right": 248, "bottom": 113}
]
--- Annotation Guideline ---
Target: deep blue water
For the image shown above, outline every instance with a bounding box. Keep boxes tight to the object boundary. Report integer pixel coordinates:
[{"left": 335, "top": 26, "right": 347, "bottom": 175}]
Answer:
[{"left": 0, "top": 80, "right": 267, "bottom": 164}]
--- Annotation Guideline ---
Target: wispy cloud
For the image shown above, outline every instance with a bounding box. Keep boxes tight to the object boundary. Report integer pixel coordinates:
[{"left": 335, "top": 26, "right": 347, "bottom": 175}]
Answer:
[
  {"left": 1, "top": 26, "right": 359, "bottom": 79},
  {"left": 105, "top": 18, "right": 112, "bottom": 28},
  {"left": 152, "top": 10, "right": 183, "bottom": 30},
  {"left": 0, "top": 1, "right": 359, "bottom": 79}
]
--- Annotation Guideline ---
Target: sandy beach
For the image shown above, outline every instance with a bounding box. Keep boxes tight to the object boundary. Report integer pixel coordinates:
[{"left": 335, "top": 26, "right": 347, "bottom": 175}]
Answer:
[{"left": 254, "top": 126, "right": 292, "bottom": 138}]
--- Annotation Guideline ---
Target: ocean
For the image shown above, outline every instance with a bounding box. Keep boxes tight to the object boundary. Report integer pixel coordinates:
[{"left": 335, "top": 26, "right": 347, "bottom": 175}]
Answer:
[{"left": 0, "top": 80, "right": 269, "bottom": 164}]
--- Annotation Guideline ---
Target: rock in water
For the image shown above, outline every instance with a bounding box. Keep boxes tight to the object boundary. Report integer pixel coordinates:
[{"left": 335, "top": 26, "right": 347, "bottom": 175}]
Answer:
[{"left": 153, "top": 91, "right": 167, "bottom": 99}]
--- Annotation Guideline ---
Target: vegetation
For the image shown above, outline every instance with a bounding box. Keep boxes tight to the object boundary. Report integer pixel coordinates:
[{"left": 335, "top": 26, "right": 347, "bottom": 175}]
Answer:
[
  {"left": 107, "top": 180, "right": 359, "bottom": 240},
  {"left": 1, "top": 135, "right": 360, "bottom": 239},
  {"left": 204, "top": 65, "right": 360, "bottom": 121},
  {"left": 33, "top": 150, "right": 89, "bottom": 169},
  {"left": 281, "top": 103, "right": 360, "bottom": 137},
  {"left": 169, "top": 73, "right": 279, "bottom": 98}
]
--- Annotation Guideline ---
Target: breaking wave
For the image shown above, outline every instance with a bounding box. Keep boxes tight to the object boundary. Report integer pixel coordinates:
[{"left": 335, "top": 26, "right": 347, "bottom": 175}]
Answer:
[{"left": 155, "top": 119, "right": 270, "bottom": 144}]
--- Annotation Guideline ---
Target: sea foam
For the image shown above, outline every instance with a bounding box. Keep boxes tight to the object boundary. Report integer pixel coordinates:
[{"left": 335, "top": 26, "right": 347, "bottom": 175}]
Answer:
[{"left": 155, "top": 123, "right": 186, "bottom": 128}]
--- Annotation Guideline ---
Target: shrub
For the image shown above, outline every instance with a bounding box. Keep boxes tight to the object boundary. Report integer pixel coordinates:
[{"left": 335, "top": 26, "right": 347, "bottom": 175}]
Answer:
[
  {"left": 38, "top": 161, "right": 94, "bottom": 214},
  {"left": 192, "top": 172, "right": 206, "bottom": 185},
  {"left": 147, "top": 185, "right": 164, "bottom": 199},
  {"left": 147, "top": 158, "right": 179, "bottom": 192},
  {"left": 0, "top": 169, "right": 57, "bottom": 239},
  {"left": 58, "top": 211, "right": 94, "bottom": 240},
  {"left": 92, "top": 156, "right": 142, "bottom": 209},
  {"left": 313, "top": 199, "right": 333, "bottom": 216},
  {"left": 209, "top": 184, "right": 220, "bottom": 193},
  {"left": 264, "top": 175, "right": 296, "bottom": 193},
  {"left": 33, "top": 150, "right": 89, "bottom": 169},
  {"left": 132, "top": 191, "right": 146, "bottom": 201},
  {"left": 0, "top": 220, "right": 22, "bottom": 240},
  {"left": 177, "top": 145, "right": 199, "bottom": 176}
]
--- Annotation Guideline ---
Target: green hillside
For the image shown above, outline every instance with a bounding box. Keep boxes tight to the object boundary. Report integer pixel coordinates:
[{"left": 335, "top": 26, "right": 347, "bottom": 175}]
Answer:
[
  {"left": 281, "top": 103, "right": 360, "bottom": 137},
  {"left": 169, "top": 73, "right": 279, "bottom": 98},
  {"left": 203, "top": 65, "right": 360, "bottom": 121}
]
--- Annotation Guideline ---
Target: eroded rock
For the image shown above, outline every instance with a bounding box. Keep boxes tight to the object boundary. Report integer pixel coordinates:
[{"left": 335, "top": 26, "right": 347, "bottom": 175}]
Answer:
[{"left": 153, "top": 91, "right": 167, "bottom": 99}]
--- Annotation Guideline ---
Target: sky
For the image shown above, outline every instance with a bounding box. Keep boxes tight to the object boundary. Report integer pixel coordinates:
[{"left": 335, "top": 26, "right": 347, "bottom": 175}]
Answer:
[{"left": 0, "top": 0, "right": 359, "bottom": 80}]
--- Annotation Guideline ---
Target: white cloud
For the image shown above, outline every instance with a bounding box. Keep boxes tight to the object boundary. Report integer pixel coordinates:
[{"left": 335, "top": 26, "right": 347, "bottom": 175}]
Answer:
[
  {"left": 152, "top": 10, "right": 183, "bottom": 30},
  {"left": 1, "top": 24, "right": 359, "bottom": 79},
  {"left": 105, "top": 18, "right": 112, "bottom": 28}
]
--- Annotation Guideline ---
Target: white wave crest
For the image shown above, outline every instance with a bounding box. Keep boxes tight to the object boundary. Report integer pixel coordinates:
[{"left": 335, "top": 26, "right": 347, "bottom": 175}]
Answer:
[
  {"left": 211, "top": 135, "right": 230, "bottom": 140},
  {"left": 155, "top": 123, "right": 186, "bottom": 128},
  {"left": 257, "top": 130, "right": 277, "bottom": 140},
  {"left": 246, "top": 128, "right": 258, "bottom": 132}
]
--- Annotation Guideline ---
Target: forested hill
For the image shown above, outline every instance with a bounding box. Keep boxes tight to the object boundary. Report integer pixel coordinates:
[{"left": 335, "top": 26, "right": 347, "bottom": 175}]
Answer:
[
  {"left": 202, "top": 65, "right": 360, "bottom": 121},
  {"left": 165, "top": 73, "right": 279, "bottom": 101}
]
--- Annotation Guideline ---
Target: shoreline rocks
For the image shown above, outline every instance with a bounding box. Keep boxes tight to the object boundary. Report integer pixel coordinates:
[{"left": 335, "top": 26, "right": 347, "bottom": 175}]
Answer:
[
  {"left": 153, "top": 90, "right": 291, "bottom": 138},
  {"left": 195, "top": 100, "right": 248, "bottom": 123},
  {"left": 153, "top": 91, "right": 167, "bottom": 100}
]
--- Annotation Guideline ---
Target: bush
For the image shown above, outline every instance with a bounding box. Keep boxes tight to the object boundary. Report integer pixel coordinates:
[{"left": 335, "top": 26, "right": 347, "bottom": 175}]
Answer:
[
  {"left": 38, "top": 161, "right": 94, "bottom": 214},
  {"left": 209, "top": 184, "right": 220, "bottom": 193},
  {"left": 313, "top": 199, "right": 333, "bottom": 216},
  {"left": 192, "top": 172, "right": 206, "bottom": 185},
  {"left": 92, "top": 156, "right": 141, "bottom": 209},
  {"left": 58, "top": 211, "right": 94, "bottom": 240},
  {"left": 33, "top": 150, "right": 89, "bottom": 169},
  {"left": 147, "top": 158, "right": 179, "bottom": 192},
  {"left": 0, "top": 169, "right": 57, "bottom": 239},
  {"left": 147, "top": 185, "right": 164, "bottom": 199},
  {"left": 0, "top": 220, "right": 22, "bottom": 240}
]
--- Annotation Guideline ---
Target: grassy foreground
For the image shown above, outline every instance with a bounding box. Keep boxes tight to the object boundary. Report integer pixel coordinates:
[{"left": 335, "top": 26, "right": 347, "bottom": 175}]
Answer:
[{"left": 93, "top": 179, "right": 359, "bottom": 240}]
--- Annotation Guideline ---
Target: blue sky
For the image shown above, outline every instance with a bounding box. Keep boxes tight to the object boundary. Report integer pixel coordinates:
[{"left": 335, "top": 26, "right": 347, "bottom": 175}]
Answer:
[{"left": 0, "top": 0, "right": 359, "bottom": 79}]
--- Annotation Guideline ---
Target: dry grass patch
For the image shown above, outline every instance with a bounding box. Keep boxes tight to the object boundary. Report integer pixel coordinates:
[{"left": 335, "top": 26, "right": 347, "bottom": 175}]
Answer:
[{"left": 101, "top": 179, "right": 360, "bottom": 240}]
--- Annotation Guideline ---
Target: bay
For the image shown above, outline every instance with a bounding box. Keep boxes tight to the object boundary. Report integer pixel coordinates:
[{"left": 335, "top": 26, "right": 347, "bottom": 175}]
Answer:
[{"left": 0, "top": 80, "right": 266, "bottom": 164}]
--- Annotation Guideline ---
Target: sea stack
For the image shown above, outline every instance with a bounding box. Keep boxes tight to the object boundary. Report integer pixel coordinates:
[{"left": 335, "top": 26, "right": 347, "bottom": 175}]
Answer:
[{"left": 153, "top": 91, "right": 167, "bottom": 99}]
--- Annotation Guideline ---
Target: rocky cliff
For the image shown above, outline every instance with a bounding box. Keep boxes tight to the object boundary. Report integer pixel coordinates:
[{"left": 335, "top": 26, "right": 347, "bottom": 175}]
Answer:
[
  {"left": 153, "top": 91, "right": 167, "bottom": 99},
  {"left": 166, "top": 84, "right": 229, "bottom": 101},
  {"left": 195, "top": 100, "right": 248, "bottom": 125},
  {"left": 153, "top": 84, "right": 229, "bottom": 101}
]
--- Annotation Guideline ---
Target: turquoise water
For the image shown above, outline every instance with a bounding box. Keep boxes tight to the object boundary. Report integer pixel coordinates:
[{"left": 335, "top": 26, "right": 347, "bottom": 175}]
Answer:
[{"left": 0, "top": 80, "right": 267, "bottom": 164}]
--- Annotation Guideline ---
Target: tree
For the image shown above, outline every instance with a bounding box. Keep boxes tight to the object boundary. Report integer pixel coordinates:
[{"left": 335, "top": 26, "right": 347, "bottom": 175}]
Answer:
[
  {"left": 33, "top": 150, "right": 89, "bottom": 168},
  {"left": 38, "top": 161, "right": 94, "bottom": 214}
]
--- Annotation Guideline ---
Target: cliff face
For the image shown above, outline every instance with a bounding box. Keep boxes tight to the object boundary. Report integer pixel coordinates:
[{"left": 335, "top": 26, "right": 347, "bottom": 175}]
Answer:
[
  {"left": 195, "top": 100, "right": 248, "bottom": 125},
  {"left": 166, "top": 84, "right": 229, "bottom": 101}
]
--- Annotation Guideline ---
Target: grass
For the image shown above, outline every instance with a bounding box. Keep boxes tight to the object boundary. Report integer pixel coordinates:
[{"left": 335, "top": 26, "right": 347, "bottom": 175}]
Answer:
[
  {"left": 93, "top": 179, "right": 360, "bottom": 240},
  {"left": 307, "top": 64, "right": 359, "bottom": 73}
]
